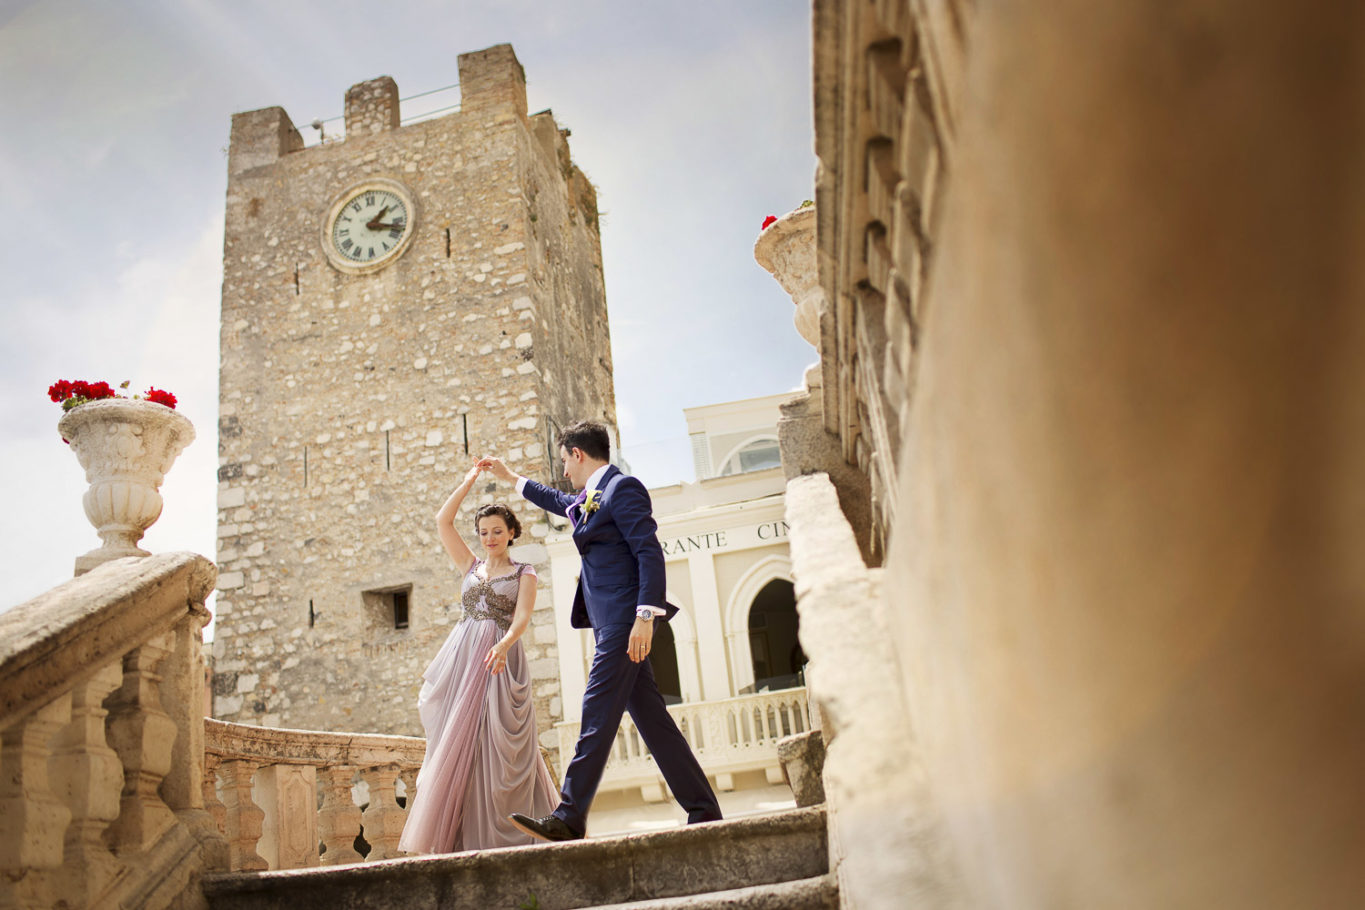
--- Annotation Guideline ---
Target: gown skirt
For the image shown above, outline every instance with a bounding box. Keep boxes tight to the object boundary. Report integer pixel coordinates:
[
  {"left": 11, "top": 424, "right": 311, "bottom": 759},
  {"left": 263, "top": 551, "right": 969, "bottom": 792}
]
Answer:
[{"left": 398, "top": 572, "right": 557, "bottom": 853}]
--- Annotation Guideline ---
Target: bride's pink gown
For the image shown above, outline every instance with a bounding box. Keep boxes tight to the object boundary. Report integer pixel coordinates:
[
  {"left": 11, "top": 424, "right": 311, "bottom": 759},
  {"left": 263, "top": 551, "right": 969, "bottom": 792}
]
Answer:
[{"left": 398, "top": 560, "right": 558, "bottom": 853}]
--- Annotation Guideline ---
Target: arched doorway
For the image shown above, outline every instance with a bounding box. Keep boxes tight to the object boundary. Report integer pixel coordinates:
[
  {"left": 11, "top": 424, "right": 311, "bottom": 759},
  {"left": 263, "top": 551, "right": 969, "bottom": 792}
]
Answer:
[
  {"left": 649, "top": 619, "right": 683, "bottom": 705},
  {"left": 746, "top": 579, "right": 804, "bottom": 691}
]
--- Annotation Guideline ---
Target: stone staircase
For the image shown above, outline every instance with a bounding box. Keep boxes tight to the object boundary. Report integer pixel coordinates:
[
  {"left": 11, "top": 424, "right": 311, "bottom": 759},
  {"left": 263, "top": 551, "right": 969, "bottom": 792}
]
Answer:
[{"left": 202, "top": 805, "right": 834, "bottom": 910}]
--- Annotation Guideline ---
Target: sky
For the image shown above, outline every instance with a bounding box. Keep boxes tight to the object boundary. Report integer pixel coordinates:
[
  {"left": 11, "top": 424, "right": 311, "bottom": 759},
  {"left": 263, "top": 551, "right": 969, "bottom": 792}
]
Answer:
[{"left": 0, "top": 0, "right": 818, "bottom": 610}]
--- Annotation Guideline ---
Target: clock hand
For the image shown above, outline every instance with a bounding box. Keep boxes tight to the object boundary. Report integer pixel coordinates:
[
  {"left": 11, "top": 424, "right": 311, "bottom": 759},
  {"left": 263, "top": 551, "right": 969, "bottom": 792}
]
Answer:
[
  {"left": 364, "top": 205, "right": 391, "bottom": 230},
  {"left": 367, "top": 221, "right": 404, "bottom": 231}
]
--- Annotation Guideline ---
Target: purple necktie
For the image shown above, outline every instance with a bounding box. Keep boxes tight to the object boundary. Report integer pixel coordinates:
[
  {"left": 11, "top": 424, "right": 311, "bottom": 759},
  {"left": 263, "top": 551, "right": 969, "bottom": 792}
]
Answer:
[{"left": 568, "top": 490, "right": 588, "bottom": 527}]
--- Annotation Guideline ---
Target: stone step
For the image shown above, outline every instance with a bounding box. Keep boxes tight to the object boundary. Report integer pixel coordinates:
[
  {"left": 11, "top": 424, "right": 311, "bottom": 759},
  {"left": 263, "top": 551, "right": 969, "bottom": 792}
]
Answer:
[
  {"left": 583, "top": 874, "right": 838, "bottom": 910},
  {"left": 203, "top": 805, "right": 827, "bottom": 910}
]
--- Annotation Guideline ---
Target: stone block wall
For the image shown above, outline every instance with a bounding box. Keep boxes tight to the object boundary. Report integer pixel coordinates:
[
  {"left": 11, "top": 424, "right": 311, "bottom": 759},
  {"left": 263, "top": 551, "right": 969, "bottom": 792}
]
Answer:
[{"left": 213, "top": 45, "right": 613, "bottom": 763}]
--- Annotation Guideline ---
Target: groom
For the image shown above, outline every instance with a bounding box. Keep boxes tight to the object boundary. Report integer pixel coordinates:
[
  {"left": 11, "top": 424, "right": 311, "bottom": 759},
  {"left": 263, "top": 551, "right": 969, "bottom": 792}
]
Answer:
[{"left": 481, "top": 420, "right": 722, "bottom": 840}]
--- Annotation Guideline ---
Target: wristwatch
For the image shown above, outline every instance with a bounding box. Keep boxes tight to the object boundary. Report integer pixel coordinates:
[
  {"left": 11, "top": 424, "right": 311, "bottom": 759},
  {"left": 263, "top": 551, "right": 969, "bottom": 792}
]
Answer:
[{"left": 635, "top": 607, "right": 655, "bottom": 621}]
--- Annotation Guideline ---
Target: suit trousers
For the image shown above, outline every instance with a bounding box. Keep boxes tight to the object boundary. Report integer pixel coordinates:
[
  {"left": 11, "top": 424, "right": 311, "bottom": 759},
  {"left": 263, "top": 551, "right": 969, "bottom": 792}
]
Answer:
[{"left": 553, "top": 622, "right": 722, "bottom": 833}]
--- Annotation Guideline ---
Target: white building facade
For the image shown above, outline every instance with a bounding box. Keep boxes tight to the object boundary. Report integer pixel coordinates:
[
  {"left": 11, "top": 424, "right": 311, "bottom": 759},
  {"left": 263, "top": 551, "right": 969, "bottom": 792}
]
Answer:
[{"left": 542, "top": 393, "right": 810, "bottom": 832}]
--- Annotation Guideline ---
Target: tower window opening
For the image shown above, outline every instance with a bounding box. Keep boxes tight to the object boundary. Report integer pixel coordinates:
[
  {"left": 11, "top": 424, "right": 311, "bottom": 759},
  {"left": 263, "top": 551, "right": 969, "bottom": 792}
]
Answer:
[{"left": 362, "top": 585, "right": 413, "bottom": 632}]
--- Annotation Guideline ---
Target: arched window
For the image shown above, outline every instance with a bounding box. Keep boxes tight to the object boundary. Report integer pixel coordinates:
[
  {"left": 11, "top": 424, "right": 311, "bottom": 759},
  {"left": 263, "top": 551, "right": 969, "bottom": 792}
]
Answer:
[
  {"left": 649, "top": 620, "right": 683, "bottom": 705},
  {"left": 746, "top": 579, "right": 804, "bottom": 691},
  {"left": 719, "top": 436, "right": 782, "bottom": 477}
]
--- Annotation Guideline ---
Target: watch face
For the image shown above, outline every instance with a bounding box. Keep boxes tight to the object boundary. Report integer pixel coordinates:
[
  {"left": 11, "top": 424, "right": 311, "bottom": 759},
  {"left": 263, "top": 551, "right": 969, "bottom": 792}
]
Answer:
[{"left": 327, "top": 184, "right": 412, "bottom": 267}]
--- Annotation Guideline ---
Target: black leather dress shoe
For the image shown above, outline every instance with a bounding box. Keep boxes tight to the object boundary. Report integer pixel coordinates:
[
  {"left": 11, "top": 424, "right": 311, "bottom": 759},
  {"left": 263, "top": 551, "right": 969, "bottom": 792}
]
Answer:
[{"left": 509, "top": 812, "right": 583, "bottom": 842}]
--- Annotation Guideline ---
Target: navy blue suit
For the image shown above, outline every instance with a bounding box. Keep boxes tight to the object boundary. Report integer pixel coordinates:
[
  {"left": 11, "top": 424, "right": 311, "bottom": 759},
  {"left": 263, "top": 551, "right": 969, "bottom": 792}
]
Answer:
[{"left": 522, "top": 466, "right": 722, "bottom": 833}]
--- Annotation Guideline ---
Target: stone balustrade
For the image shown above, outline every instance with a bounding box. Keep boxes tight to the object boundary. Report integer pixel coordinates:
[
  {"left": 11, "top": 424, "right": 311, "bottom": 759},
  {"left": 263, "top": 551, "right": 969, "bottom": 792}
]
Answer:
[
  {"left": 204, "top": 717, "right": 424, "bottom": 870},
  {"left": 556, "top": 688, "right": 810, "bottom": 796},
  {"left": 0, "top": 552, "right": 226, "bottom": 910}
]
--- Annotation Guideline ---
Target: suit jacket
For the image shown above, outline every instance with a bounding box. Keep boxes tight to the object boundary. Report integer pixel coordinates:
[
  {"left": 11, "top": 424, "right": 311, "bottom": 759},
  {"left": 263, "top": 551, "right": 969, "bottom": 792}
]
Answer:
[{"left": 521, "top": 465, "right": 679, "bottom": 629}]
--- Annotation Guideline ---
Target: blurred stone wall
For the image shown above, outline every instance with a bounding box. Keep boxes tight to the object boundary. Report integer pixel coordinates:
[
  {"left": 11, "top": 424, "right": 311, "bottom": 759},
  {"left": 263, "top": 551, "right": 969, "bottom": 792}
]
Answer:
[{"left": 791, "top": 1, "right": 1365, "bottom": 907}]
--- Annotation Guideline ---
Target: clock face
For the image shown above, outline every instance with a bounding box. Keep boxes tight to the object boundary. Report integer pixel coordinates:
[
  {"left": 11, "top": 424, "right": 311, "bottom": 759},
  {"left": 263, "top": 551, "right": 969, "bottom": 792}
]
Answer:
[{"left": 331, "top": 188, "right": 409, "bottom": 263}]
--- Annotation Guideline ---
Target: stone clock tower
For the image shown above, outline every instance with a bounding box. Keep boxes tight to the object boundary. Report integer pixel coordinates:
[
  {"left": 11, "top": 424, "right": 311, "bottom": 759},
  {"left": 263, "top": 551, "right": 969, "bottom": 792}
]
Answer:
[{"left": 211, "top": 44, "right": 615, "bottom": 755}]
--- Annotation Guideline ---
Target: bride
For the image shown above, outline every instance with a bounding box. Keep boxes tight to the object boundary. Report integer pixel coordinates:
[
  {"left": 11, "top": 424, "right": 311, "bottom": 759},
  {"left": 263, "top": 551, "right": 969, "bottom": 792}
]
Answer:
[{"left": 397, "top": 461, "right": 557, "bottom": 853}]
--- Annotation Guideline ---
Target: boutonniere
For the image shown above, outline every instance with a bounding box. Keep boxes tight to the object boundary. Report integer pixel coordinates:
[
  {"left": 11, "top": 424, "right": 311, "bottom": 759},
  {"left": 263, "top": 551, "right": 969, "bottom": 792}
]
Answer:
[{"left": 583, "top": 489, "right": 603, "bottom": 515}]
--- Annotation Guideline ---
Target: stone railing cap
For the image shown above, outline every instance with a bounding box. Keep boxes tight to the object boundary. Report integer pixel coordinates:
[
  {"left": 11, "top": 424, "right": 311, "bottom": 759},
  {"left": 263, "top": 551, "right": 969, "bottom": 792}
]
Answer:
[
  {"left": 206, "top": 718, "right": 426, "bottom": 768},
  {"left": 0, "top": 551, "right": 215, "bottom": 728}
]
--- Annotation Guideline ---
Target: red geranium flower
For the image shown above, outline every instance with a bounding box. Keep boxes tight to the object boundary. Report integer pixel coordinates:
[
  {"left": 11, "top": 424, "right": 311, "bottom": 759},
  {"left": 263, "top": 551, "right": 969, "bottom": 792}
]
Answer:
[
  {"left": 761, "top": 215, "right": 778, "bottom": 230},
  {"left": 49, "top": 378, "right": 178, "bottom": 411},
  {"left": 144, "top": 388, "right": 177, "bottom": 409}
]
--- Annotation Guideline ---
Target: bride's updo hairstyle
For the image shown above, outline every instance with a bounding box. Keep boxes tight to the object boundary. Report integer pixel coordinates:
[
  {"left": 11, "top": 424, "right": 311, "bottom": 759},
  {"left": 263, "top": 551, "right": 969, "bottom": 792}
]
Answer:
[{"left": 474, "top": 503, "right": 522, "bottom": 541}]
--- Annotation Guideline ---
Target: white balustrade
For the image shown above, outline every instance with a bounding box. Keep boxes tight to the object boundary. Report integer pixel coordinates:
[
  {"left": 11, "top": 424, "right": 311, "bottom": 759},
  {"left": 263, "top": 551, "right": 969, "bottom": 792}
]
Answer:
[{"left": 554, "top": 688, "right": 810, "bottom": 792}]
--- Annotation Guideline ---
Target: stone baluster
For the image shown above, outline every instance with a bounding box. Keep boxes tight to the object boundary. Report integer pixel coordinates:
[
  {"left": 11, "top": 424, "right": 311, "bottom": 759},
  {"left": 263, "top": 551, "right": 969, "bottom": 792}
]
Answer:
[
  {"left": 159, "top": 612, "right": 207, "bottom": 812},
  {"left": 317, "top": 766, "right": 363, "bottom": 866},
  {"left": 712, "top": 706, "right": 734, "bottom": 762},
  {"left": 160, "top": 610, "right": 228, "bottom": 871},
  {"left": 104, "top": 632, "right": 178, "bottom": 853},
  {"left": 398, "top": 767, "right": 418, "bottom": 820},
  {"left": 0, "top": 696, "right": 74, "bottom": 910},
  {"left": 217, "top": 760, "right": 267, "bottom": 871},
  {"left": 683, "top": 708, "right": 703, "bottom": 753},
  {"left": 203, "top": 752, "right": 227, "bottom": 836},
  {"left": 359, "top": 764, "right": 405, "bottom": 861},
  {"left": 49, "top": 663, "right": 123, "bottom": 908}
]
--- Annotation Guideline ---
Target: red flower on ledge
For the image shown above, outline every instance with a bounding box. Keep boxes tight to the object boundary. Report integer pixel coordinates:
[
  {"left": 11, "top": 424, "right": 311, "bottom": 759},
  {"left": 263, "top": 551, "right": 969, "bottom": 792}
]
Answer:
[
  {"left": 761, "top": 215, "right": 778, "bottom": 230},
  {"left": 48, "top": 379, "right": 178, "bottom": 411},
  {"left": 144, "top": 388, "right": 177, "bottom": 409}
]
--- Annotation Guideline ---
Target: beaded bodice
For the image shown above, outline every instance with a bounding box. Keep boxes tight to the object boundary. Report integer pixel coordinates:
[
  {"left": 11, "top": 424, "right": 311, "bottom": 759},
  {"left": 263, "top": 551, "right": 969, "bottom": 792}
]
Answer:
[{"left": 460, "top": 561, "right": 529, "bottom": 633}]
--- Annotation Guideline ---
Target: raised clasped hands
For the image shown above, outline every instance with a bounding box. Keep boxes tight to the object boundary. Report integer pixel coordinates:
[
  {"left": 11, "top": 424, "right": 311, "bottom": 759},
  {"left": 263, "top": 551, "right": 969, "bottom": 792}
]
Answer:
[
  {"left": 461, "top": 460, "right": 485, "bottom": 486},
  {"left": 477, "top": 455, "right": 517, "bottom": 484}
]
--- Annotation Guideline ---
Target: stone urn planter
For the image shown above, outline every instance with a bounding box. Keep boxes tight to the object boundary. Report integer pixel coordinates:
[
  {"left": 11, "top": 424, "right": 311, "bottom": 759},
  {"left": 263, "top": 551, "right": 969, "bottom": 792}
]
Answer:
[
  {"left": 754, "top": 205, "right": 820, "bottom": 347},
  {"left": 58, "top": 398, "right": 196, "bottom": 575}
]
